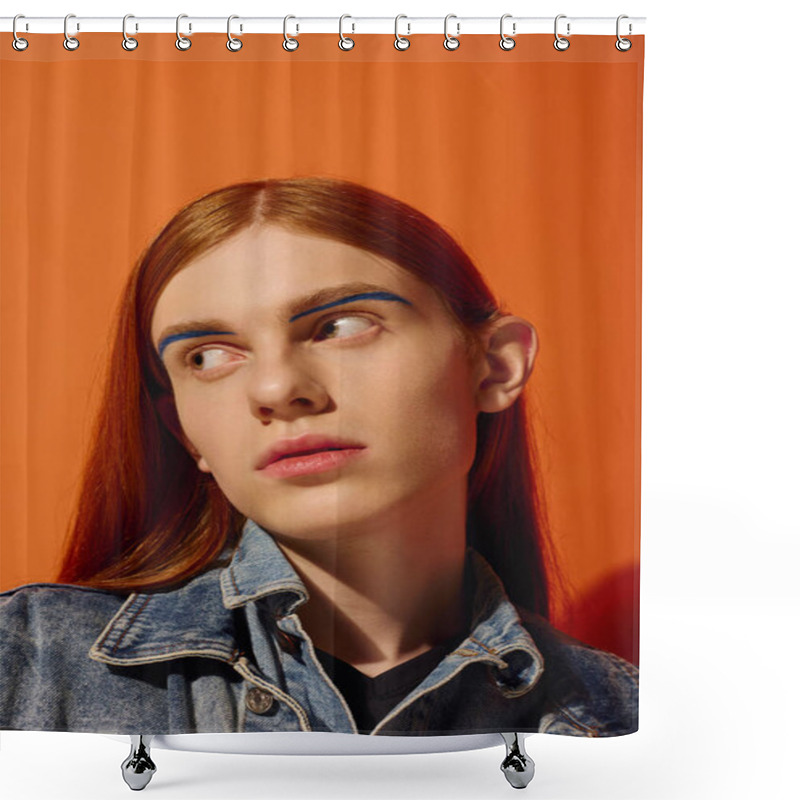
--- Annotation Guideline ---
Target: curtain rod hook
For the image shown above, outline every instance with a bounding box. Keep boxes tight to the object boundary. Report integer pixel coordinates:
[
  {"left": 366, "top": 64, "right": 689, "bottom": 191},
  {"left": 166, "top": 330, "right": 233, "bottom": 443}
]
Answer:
[
  {"left": 176, "top": 14, "right": 192, "bottom": 50},
  {"left": 394, "top": 15, "right": 411, "bottom": 51},
  {"left": 339, "top": 14, "right": 355, "bottom": 51},
  {"left": 227, "top": 15, "right": 243, "bottom": 52},
  {"left": 283, "top": 15, "right": 299, "bottom": 51},
  {"left": 554, "top": 14, "right": 570, "bottom": 51},
  {"left": 122, "top": 14, "right": 138, "bottom": 51},
  {"left": 444, "top": 13, "right": 460, "bottom": 51},
  {"left": 64, "top": 13, "right": 80, "bottom": 51},
  {"left": 500, "top": 14, "right": 516, "bottom": 51},
  {"left": 616, "top": 15, "right": 632, "bottom": 51},
  {"left": 12, "top": 14, "right": 29, "bottom": 51}
]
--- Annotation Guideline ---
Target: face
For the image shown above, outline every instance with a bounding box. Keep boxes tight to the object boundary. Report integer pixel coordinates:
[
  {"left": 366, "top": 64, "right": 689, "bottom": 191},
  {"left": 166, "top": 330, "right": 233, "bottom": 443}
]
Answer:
[{"left": 151, "top": 225, "right": 482, "bottom": 543}]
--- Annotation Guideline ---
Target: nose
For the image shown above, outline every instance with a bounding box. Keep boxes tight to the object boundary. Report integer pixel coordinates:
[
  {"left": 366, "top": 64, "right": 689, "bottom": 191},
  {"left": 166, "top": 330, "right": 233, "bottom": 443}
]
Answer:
[{"left": 247, "top": 346, "right": 331, "bottom": 422}]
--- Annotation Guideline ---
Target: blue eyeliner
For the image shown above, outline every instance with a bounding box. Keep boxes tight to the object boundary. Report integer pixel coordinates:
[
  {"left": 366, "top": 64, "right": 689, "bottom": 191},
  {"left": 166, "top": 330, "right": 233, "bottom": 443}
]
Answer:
[
  {"left": 158, "top": 292, "right": 412, "bottom": 360},
  {"left": 158, "top": 330, "right": 235, "bottom": 361},
  {"left": 288, "top": 291, "right": 412, "bottom": 322}
]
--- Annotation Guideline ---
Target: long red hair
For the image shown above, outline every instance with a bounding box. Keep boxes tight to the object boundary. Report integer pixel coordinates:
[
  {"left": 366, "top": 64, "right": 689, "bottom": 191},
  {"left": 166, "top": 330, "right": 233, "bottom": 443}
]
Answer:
[{"left": 57, "top": 177, "right": 560, "bottom": 618}]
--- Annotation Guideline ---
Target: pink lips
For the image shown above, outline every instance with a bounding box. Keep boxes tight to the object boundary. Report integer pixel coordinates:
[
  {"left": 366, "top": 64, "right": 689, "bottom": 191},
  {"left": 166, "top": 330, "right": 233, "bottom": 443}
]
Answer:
[{"left": 255, "top": 434, "right": 367, "bottom": 479}]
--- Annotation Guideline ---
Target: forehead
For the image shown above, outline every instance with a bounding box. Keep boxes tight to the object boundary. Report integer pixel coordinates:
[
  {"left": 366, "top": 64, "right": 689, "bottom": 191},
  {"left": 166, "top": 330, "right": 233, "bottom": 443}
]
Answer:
[{"left": 150, "top": 225, "right": 437, "bottom": 339}]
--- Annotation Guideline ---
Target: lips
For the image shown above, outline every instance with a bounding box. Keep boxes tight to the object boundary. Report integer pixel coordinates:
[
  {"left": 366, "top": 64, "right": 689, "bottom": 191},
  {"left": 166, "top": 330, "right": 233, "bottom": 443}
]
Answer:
[{"left": 255, "top": 434, "right": 366, "bottom": 471}]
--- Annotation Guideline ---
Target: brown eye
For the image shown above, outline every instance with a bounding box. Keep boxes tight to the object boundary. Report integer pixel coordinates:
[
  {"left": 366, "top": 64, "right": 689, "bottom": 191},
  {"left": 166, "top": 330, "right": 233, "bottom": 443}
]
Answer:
[
  {"left": 186, "top": 347, "right": 235, "bottom": 371},
  {"left": 316, "top": 315, "right": 373, "bottom": 340}
]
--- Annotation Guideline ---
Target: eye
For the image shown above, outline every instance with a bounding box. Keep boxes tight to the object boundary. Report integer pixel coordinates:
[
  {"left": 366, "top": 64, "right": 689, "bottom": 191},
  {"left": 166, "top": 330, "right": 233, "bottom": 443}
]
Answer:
[
  {"left": 314, "top": 314, "right": 374, "bottom": 341},
  {"left": 185, "top": 347, "right": 237, "bottom": 372}
]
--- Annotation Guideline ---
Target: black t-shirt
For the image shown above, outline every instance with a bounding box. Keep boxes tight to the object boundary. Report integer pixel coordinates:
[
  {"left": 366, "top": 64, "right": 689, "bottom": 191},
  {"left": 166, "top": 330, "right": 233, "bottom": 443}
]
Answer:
[{"left": 314, "top": 630, "right": 467, "bottom": 733}]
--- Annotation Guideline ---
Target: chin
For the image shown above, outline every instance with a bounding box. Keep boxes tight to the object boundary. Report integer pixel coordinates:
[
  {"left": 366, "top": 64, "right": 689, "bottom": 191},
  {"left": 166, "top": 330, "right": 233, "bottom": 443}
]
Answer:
[{"left": 253, "top": 501, "right": 394, "bottom": 542}]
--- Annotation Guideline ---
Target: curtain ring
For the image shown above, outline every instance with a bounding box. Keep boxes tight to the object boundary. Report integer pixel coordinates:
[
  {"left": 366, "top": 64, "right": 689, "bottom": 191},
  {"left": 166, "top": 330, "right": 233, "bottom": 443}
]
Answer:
[
  {"left": 554, "top": 14, "right": 570, "bottom": 51},
  {"left": 122, "top": 14, "right": 138, "bottom": 51},
  {"left": 227, "top": 15, "right": 243, "bottom": 51},
  {"left": 283, "top": 15, "right": 299, "bottom": 51},
  {"left": 12, "top": 14, "right": 29, "bottom": 51},
  {"left": 394, "top": 15, "right": 410, "bottom": 51},
  {"left": 499, "top": 14, "right": 515, "bottom": 50},
  {"left": 176, "top": 14, "right": 191, "bottom": 50},
  {"left": 615, "top": 15, "right": 632, "bottom": 51},
  {"left": 443, "top": 14, "right": 460, "bottom": 51},
  {"left": 64, "top": 13, "right": 80, "bottom": 51},
  {"left": 338, "top": 14, "right": 355, "bottom": 51}
]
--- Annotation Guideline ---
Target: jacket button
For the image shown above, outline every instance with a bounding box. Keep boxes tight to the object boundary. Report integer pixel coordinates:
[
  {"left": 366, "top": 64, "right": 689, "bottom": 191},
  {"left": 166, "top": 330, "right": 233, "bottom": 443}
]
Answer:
[{"left": 245, "top": 687, "right": 275, "bottom": 714}]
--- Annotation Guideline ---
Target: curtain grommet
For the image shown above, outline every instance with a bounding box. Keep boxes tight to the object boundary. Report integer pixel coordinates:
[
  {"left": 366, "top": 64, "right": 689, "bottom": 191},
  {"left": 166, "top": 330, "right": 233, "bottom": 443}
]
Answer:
[
  {"left": 12, "top": 14, "right": 29, "bottom": 51},
  {"left": 615, "top": 15, "right": 632, "bottom": 51},
  {"left": 499, "top": 14, "right": 516, "bottom": 50},
  {"left": 554, "top": 14, "right": 570, "bottom": 51}
]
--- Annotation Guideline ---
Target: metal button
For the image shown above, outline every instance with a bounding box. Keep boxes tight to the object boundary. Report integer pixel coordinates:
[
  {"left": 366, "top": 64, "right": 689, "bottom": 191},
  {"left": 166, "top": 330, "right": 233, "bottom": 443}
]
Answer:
[{"left": 245, "top": 687, "right": 275, "bottom": 714}]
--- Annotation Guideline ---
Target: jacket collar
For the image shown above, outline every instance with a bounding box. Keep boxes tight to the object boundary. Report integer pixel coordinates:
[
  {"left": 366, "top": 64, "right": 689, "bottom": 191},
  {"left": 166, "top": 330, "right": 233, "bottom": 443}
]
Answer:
[
  {"left": 89, "top": 519, "right": 543, "bottom": 696},
  {"left": 219, "top": 518, "right": 309, "bottom": 615},
  {"left": 443, "top": 547, "right": 544, "bottom": 697}
]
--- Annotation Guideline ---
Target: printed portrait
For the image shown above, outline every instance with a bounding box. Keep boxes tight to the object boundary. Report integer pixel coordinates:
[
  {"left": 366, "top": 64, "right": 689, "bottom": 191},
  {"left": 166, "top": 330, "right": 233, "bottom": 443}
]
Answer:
[
  {"left": 0, "top": 177, "right": 638, "bottom": 736},
  {"left": 1, "top": 33, "right": 642, "bottom": 739}
]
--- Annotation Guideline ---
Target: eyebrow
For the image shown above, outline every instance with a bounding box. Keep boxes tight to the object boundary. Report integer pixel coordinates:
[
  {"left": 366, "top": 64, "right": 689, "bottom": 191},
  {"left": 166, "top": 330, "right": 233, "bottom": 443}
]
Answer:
[{"left": 156, "top": 282, "right": 413, "bottom": 360}]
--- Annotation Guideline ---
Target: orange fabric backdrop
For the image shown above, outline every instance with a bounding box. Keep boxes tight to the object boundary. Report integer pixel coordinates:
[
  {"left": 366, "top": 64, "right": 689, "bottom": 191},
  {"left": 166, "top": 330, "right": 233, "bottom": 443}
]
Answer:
[{"left": 0, "top": 33, "right": 643, "bottom": 661}]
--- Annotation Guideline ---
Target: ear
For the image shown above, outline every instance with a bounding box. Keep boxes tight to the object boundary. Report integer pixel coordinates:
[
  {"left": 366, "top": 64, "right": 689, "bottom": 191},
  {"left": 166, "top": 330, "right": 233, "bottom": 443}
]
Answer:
[
  {"left": 473, "top": 316, "right": 538, "bottom": 414},
  {"left": 154, "top": 394, "right": 212, "bottom": 473}
]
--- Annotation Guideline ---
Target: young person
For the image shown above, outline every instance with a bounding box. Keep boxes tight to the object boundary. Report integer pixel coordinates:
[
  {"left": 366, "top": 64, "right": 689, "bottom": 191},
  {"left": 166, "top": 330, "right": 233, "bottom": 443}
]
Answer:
[{"left": 0, "top": 177, "right": 637, "bottom": 736}]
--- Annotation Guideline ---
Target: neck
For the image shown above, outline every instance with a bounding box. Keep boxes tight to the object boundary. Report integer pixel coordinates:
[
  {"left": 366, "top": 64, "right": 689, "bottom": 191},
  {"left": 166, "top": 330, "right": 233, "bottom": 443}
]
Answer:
[{"left": 273, "top": 481, "right": 470, "bottom": 677}]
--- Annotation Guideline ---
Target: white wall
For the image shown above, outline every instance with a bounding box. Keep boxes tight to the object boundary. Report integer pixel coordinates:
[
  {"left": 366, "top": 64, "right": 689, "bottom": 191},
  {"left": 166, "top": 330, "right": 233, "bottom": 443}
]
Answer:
[{"left": 2, "top": 2, "right": 797, "bottom": 798}]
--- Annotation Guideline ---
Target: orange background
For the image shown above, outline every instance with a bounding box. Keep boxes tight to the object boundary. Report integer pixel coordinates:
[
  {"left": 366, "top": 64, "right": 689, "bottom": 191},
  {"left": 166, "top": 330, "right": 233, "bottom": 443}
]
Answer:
[{"left": 0, "top": 33, "right": 643, "bottom": 662}]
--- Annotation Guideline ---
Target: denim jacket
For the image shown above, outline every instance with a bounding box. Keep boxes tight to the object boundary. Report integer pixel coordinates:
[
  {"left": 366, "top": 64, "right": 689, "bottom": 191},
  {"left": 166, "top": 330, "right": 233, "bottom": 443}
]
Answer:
[{"left": 0, "top": 519, "right": 638, "bottom": 736}]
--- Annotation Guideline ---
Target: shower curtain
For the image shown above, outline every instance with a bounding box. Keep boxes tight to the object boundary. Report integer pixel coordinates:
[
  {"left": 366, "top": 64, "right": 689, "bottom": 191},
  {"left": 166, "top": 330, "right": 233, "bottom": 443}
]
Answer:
[{"left": 0, "top": 24, "right": 643, "bottom": 739}]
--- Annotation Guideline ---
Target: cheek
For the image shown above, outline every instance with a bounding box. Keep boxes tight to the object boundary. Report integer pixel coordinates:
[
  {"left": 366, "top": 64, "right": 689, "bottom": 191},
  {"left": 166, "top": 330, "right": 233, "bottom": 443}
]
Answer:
[
  {"left": 377, "top": 344, "right": 478, "bottom": 472},
  {"left": 174, "top": 389, "right": 240, "bottom": 459}
]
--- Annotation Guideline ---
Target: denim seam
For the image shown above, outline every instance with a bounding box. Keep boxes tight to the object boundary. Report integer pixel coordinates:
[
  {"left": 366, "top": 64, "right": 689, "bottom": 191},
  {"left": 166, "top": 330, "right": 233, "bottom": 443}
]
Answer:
[
  {"left": 468, "top": 637, "right": 502, "bottom": 657},
  {"left": 96, "top": 639, "right": 237, "bottom": 658},
  {"left": 219, "top": 569, "right": 239, "bottom": 606},
  {"left": 110, "top": 638, "right": 235, "bottom": 652},
  {"left": 0, "top": 582, "right": 119, "bottom": 598},
  {"left": 222, "top": 580, "right": 307, "bottom": 609},
  {"left": 88, "top": 647, "right": 237, "bottom": 667},
  {"left": 93, "top": 594, "right": 150, "bottom": 655},
  {"left": 116, "top": 595, "right": 152, "bottom": 653},
  {"left": 284, "top": 614, "right": 359, "bottom": 734},
  {"left": 89, "top": 591, "right": 239, "bottom": 664},
  {"left": 230, "top": 567, "right": 242, "bottom": 595}
]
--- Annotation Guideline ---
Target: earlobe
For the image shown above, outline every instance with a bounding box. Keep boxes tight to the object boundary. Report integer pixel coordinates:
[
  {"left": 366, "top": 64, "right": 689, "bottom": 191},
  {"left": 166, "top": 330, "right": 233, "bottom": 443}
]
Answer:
[{"left": 475, "top": 316, "right": 538, "bottom": 414}]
